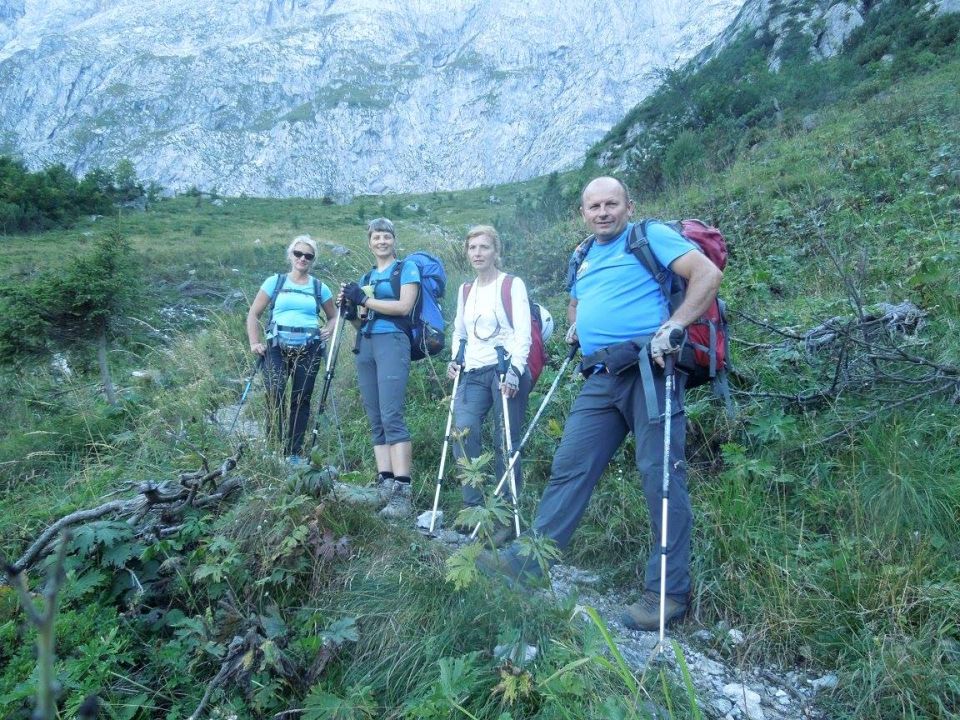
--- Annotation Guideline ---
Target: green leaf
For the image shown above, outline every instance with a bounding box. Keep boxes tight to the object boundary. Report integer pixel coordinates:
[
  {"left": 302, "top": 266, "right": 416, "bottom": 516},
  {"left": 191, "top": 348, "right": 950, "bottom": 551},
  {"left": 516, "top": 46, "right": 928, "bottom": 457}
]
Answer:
[
  {"left": 302, "top": 683, "right": 375, "bottom": 720},
  {"left": 102, "top": 540, "right": 144, "bottom": 568},
  {"left": 445, "top": 544, "right": 482, "bottom": 591},
  {"left": 321, "top": 617, "right": 359, "bottom": 646}
]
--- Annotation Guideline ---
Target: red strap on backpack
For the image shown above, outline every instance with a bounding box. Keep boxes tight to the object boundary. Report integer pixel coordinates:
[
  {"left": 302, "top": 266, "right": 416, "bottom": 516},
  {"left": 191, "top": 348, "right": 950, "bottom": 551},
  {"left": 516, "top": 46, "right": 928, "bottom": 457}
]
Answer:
[{"left": 461, "top": 276, "right": 547, "bottom": 384}]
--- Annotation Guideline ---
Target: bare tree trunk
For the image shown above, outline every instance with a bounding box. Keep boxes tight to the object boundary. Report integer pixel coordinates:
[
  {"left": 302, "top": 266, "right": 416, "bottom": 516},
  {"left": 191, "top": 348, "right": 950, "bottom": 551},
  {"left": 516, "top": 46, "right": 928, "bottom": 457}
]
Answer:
[{"left": 96, "top": 327, "right": 117, "bottom": 406}]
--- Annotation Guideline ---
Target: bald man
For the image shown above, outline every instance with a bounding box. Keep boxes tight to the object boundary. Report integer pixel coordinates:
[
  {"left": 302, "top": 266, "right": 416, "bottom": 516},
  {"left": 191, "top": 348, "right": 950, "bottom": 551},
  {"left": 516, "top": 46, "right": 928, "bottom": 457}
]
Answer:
[{"left": 479, "top": 176, "right": 721, "bottom": 631}]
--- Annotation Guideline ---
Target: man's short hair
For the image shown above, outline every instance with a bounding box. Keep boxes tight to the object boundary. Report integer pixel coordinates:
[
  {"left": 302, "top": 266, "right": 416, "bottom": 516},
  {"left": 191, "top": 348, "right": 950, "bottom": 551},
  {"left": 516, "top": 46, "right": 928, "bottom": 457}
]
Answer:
[{"left": 580, "top": 176, "right": 631, "bottom": 206}]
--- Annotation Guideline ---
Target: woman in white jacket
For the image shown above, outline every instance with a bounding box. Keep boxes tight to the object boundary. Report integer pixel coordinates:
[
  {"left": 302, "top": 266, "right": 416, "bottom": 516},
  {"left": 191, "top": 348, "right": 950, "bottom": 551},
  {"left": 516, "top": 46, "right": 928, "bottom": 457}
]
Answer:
[{"left": 447, "top": 225, "right": 532, "bottom": 544}]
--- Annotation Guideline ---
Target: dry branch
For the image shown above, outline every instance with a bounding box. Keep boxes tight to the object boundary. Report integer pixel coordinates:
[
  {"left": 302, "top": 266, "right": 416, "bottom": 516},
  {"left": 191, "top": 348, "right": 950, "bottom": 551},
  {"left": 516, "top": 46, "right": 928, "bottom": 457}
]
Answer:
[{"left": 5, "top": 447, "right": 245, "bottom": 577}]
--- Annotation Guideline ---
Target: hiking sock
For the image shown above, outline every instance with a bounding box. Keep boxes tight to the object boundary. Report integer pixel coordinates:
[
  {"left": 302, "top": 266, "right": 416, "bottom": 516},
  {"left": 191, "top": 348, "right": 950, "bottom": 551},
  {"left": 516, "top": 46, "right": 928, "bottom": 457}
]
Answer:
[
  {"left": 375, "top": 471, "right": 395, "bottom": 483},
  {"left": 393, "top": 475, "right": 411, "bottom": 486}
]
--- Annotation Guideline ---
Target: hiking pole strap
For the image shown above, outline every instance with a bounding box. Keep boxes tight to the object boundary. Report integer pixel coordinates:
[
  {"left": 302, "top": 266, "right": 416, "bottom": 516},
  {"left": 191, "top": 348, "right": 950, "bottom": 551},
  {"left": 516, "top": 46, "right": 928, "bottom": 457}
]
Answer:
[{"left": 494, "top": 345, "right": 509, "bottom": 376}]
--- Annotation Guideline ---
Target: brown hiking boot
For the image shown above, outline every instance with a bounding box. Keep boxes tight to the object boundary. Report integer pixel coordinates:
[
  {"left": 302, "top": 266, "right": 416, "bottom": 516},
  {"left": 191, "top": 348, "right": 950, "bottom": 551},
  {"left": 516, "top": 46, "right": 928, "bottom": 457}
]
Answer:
[{"left": 621, "top": 591, "right": 687, "bottom": 631}]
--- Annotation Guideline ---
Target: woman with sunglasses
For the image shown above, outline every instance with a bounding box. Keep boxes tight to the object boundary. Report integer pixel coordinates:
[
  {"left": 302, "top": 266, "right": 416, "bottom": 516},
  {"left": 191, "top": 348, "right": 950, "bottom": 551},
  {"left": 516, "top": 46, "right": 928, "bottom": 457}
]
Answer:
[
  {"left": 447, "top": 225, "right": 532, "bottom": 544},
  {"left": 339, "top": 218, "right": 420, "bottom": 518},
  {"left": 246, "top": 235, "right": 336, "bottom": 465}
]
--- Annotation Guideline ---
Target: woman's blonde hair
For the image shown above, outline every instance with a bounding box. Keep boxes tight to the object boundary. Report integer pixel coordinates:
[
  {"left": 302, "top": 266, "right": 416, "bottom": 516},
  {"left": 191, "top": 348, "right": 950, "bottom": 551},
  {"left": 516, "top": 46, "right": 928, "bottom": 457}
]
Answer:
[
  {"left": 287, "top": 234, "right": 319, "bottom": 264},
  {"left": 464, "top": 225, "right": 502, "bottom": 268}
]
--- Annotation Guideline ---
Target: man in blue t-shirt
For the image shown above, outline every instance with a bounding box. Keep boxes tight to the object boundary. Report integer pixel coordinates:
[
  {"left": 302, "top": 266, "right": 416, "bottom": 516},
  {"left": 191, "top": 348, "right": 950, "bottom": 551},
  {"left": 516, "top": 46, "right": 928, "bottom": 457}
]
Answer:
[{"left": 480, "top": 176, "right": 722, "bottom": 631}]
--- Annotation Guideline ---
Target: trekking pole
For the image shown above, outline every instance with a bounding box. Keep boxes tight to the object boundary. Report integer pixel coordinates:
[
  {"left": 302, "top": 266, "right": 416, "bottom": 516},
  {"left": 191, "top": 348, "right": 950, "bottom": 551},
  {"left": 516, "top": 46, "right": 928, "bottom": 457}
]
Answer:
[
  {"left": 308, "top": 303, "right": 348, "bottom": 451},
  {"left": 495, "top": 347, "right": 522, "bottom": 538},
  {"left": 228, "top": 356, "right": 264, "bottom": 434},
  {"left": 471, "top": 343, "right": 580, "bottom": 539},
  {"left": 428, "top": 339, "right": 466, "bottom": 533},
  {"left": 657, "top": 330, "right": 684, "bottom": 655}
]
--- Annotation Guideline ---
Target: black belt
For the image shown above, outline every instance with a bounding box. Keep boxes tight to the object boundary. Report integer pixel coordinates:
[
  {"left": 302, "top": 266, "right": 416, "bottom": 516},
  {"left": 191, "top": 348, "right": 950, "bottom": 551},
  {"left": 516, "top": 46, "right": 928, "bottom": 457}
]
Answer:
[
  {"left": 580, "top": 335, "right": 663, "bottom": 424},
  {"left": 275, "top": 325, "right": 318, "bottom": 334}
]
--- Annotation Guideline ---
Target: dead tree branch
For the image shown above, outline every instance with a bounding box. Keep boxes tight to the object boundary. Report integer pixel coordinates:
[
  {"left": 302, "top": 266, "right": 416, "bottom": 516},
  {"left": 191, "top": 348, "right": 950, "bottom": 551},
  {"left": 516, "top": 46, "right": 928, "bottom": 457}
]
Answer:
[{"left": 5, "top": 446, "right": 245, "bottom": 577}]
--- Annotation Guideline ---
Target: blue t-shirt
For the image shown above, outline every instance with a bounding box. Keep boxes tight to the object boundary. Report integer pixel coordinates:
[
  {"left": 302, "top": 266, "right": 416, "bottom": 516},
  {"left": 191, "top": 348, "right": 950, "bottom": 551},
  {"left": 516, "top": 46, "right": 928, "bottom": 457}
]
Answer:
[
  {"left": 362, "top": 259, "right": 421, "bottom": 335},
  {"left": 260, "top": 274, "right": 333, "bottom": 336},
  {"left": 571, "top": 222, "right": 695, "bottom": 355}
]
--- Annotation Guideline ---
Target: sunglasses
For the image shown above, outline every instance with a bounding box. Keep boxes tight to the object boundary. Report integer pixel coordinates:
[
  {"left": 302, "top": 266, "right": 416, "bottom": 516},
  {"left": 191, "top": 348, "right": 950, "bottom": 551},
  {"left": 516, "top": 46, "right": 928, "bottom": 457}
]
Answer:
[{"left": 292, "top": 250, "right": 315, "bottom": 261}]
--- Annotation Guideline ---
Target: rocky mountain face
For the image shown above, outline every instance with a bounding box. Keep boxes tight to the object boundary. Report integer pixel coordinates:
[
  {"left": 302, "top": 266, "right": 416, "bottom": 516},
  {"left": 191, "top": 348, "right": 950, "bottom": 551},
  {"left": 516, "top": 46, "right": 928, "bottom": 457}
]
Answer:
[
  {"left": 0, "top": 0, "right": 744, "bottom": 197},
  {"left": 704, "top": 0, "right": 959, "bottom": 70}
]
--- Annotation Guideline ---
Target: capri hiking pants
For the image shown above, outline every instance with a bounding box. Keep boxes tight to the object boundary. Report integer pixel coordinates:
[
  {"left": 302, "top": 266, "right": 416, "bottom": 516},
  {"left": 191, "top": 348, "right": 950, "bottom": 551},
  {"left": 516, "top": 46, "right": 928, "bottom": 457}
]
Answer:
[
  {"left": 355, "top": 331, "right": 412, "bottom": 445},
  {"left": 453, "top": 364, "right": 532, "bottom": 507},
  {"left": 531, "top": 365, "right": 693, "bottom": 598},
  {"left": 262, "top": 339, "right": 325, "bottom": 456}
]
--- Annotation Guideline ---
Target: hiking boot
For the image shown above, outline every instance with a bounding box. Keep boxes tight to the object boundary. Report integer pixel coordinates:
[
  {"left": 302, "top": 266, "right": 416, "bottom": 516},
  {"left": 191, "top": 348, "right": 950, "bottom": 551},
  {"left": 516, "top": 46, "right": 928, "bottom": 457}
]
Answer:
[
  {"left": 475, "top": 548, "right": 548, "bottom": 591},
  {"left": 621, "top": 591, "right": 687, "bottom": 631},
  {"left": 378, "top": 481, "right": 412, "bottom": 519},
  {"left": 373, "top": 475, "right": 396, "bottom": 503}
]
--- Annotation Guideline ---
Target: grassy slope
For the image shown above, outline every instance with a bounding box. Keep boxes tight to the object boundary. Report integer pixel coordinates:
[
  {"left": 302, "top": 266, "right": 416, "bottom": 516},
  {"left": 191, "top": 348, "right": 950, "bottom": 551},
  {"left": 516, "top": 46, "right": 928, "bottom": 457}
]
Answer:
[{"left": 2, "top": 21, "right": 960, "bottom": 720}]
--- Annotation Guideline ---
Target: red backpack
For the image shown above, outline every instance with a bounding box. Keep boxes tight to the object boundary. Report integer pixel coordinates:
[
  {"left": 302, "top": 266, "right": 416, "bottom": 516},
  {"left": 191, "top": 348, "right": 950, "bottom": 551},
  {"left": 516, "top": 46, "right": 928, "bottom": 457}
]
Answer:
[{"left": 461, "top": 275, "right": 548, "bottom": 385}]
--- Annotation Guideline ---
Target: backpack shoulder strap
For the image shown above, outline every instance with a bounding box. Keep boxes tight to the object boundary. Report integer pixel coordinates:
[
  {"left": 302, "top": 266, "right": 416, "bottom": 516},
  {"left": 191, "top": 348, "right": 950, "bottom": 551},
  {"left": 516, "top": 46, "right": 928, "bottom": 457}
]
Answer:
[
  {"left": 629, "top": 222, "right": 672, "bottom": 302},
  {"left": 265, "top": 272, "right": 286, "bottom": 329},
  {"left": 312, "top": 277, "right": 322, "bottom": 315},
  {"left": 461, "top": 280, "right": 473, "bottom": 306},
  {"left": 389, "top": 259, "right": 404, "bottom": 300},
  {"left": 500, "top": 274, "right": 514, "bottom": 328},
  {"left": 566, "top": 235, "right": 596, "bottom": 291}
]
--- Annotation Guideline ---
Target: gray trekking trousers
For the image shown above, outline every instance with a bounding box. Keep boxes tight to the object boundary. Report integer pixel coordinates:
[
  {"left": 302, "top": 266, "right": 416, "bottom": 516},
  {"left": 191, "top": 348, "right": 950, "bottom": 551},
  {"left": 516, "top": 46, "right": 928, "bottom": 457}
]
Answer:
[
  {"left": 531, "top": 365, "right": 692, "bottom": 597},
  {"left": 355, "top": 331, "right": 412, "bottom": 445},
  {"left": 453, "top": 364, "right": 532, "bottom": 507}
]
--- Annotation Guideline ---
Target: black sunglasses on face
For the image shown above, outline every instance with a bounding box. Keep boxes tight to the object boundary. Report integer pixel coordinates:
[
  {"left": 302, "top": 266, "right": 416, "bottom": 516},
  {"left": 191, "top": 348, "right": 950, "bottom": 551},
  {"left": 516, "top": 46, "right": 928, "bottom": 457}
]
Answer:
[{"left": 293, "top": 250, "right": 315, "bottom": 261}]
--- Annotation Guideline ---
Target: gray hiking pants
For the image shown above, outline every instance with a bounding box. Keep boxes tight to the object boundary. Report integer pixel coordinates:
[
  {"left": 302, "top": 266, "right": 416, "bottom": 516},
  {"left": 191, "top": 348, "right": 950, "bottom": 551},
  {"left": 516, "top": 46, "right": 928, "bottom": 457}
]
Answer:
[
  {"left": 355, "top": 331, "right": 412, "bottom": 445},
  {"left": 453, "top": 364, "right": 532, "bottom": 507},
  {"left": 531, "top": 365, "right": 692, "bottom": 597}
]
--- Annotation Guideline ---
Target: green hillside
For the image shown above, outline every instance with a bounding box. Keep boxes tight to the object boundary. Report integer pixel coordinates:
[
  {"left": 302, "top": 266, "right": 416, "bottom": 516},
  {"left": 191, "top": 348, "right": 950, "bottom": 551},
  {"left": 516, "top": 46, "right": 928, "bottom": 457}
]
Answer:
[{"left": 1, "top": 2, "right": 959, "bottom": 718}]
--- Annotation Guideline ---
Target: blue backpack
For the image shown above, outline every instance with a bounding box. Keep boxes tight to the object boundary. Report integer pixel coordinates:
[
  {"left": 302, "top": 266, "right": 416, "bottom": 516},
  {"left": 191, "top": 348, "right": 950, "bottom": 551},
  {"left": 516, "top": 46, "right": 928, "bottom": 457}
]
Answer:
[{"left": 362, "top": 251, "right": 446, "bottom": 361}]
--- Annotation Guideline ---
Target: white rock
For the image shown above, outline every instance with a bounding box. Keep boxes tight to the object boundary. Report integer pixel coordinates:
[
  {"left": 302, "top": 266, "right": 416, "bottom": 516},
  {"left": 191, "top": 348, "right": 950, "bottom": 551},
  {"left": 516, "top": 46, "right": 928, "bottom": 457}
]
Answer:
[
  {"left": 722, "top": 683, "right": 765, "bottom": 720},
  {"left": 416, "top": 510, "right": 442, "bottom": 530},
  {"left": 493, "top": 643, "right": 538, "bottom": 665},
  {"left": 727, "top": 628, "right": 745, "bottom": 645},
  {"left": 810, "top": 673, "right": 838, "bottom": 691}
]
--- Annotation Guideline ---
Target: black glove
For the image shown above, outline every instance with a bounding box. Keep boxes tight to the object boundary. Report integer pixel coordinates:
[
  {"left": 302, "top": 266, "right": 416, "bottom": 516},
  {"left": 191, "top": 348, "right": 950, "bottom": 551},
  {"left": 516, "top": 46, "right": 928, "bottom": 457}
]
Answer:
[{"left": 343, "top": 282, "right": 368, "bottom": 307}]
